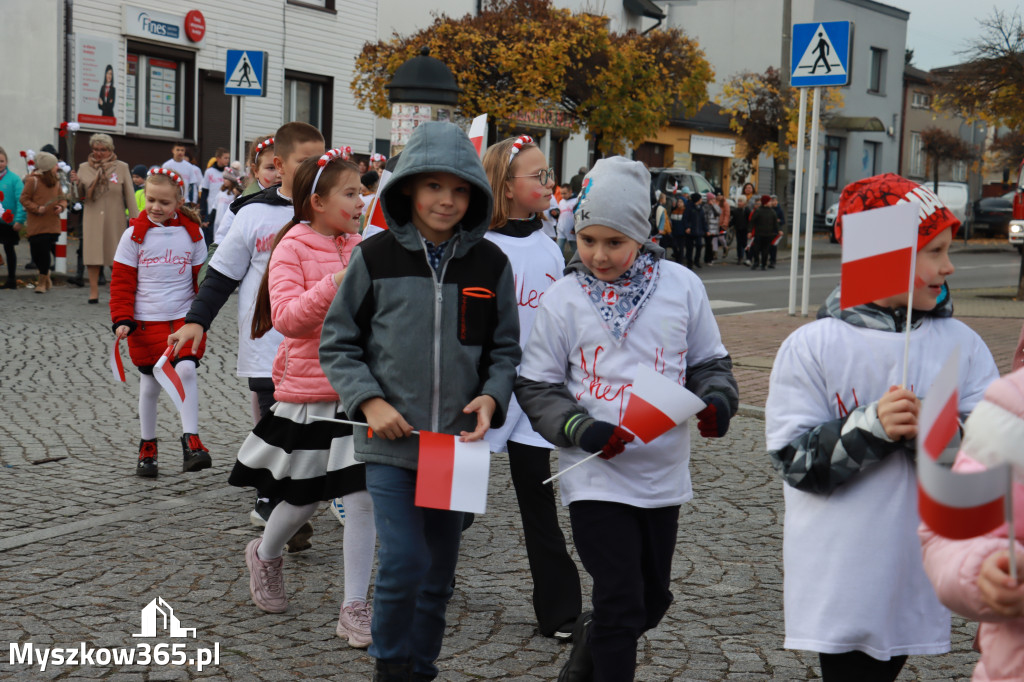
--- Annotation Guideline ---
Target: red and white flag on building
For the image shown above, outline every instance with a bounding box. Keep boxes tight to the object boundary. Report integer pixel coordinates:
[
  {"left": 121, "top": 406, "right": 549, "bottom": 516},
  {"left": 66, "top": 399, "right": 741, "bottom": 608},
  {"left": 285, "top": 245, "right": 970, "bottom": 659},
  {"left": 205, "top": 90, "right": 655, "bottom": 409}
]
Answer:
[
  {"left": 620, "top": 364, "right": 707, "bottom": 443},
  {"left": 840, "top": 202, "right": 919, "bottom": 309},
  {"left": 415, "top": 431, "right": 491, "bottom": 514},
  {"left": 110, "top": 339, "right": 126, "bottom": 382},
  {"left": 153, "top": 347, "right": 188, "bottom": 413},
  {"left": 917, "top": 351, "right": 1011, "bottom": 539},
  {"left": 468, "top": 114, "right": 488, "bottom": 158}
]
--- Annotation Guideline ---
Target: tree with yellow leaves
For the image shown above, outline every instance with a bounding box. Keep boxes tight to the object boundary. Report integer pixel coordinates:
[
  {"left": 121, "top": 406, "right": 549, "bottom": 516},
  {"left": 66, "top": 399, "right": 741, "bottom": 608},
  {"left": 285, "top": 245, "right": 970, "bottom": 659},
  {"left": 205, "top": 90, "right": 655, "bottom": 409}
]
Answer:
[{"left": 351, "top": 0, "right": 713, "bottom": 155}]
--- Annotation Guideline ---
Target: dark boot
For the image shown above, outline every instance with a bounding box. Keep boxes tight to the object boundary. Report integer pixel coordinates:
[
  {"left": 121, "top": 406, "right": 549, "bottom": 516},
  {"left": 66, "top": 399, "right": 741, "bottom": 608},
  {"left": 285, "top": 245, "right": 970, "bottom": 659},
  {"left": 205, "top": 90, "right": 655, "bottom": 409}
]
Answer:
[
  {"left": 180, "top": 433, "right": 212, "bottom": 472},
  {"left": 373, "top": 659, "right": 412, "bottom": 682},
  {"left": 557, "top": 611, "right": 593, "bottom": 682},
  {"left": 137, "top": 439, "right": 158, "bottom": 478}
]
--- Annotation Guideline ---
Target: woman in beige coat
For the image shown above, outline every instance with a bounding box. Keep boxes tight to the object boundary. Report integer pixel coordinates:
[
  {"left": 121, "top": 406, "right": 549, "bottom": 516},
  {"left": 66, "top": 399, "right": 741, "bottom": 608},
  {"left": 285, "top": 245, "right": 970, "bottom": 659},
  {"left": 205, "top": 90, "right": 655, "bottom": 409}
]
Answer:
[{"left": 69, "top": 133, "right": 138, "bottom": 303}]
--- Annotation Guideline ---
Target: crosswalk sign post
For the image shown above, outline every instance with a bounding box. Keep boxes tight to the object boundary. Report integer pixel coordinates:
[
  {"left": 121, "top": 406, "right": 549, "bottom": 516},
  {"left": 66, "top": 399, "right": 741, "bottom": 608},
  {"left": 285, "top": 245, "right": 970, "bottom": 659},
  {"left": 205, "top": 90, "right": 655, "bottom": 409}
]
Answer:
[
  {"left": 787, "top": 21, "right": 852, "bottom": 316},
  {"left": 224, "top": 50, "right": 267, "bottom": 97}
]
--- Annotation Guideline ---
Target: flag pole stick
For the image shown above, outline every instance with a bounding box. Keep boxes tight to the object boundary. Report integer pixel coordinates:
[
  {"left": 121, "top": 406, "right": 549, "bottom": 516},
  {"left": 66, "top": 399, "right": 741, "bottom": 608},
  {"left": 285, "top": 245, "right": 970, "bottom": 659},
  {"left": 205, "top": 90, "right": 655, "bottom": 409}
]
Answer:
[
  {"left": 1007, "top": 475, "right": 1018, "bottom": 583},
  {"left": 309, "top": 415, "right": 419, "bottom": 436},
  {"left": 543, "top": 452, "right": 602, "bottom": 485},
  {"left": 900, "top": 246, "right": 917, "bottom": 389}
]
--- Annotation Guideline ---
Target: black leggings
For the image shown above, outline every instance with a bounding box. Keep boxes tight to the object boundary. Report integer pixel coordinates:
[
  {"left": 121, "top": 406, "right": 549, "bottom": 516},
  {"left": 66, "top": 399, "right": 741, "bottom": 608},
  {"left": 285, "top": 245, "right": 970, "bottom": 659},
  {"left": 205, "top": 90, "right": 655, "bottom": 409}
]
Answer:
[
  {"left": 819, "top": 651, "right": 907, "bottom": 682},
  {"left": 29, "top": 234, "right": 58, "bottom": 276},
  {"left": 0, "top": 224, "right": 17, "bottom": 281}
]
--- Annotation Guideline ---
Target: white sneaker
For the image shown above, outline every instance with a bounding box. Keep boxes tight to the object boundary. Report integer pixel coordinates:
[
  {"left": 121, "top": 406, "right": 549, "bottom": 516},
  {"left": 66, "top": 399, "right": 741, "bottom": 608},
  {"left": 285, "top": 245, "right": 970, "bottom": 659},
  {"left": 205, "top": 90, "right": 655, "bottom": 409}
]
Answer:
[
  {"left": 329, "top": 498, "right": 346, "bottom": 526},
  {"left": 336, "top": 600, "right": 372, "bottom": 648}
]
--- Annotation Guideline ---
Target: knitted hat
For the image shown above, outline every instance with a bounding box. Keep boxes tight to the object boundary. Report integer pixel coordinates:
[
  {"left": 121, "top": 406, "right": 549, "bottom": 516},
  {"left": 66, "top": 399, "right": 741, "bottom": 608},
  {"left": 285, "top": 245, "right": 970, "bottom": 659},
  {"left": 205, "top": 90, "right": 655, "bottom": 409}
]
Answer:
[
  {"left": 835, "top": 173, "right": 960, "bottom": 247},
  {"left": 760, "top": 194, "right": 772, "bottom": 206},
  {"left": 960, "top": 367, "right": 1024, "bottom": 481},
  {"left": 573, "top": 156, "right": 652, "bottom": 245},
  {"left": 34, "top": 152, "right": 57, "bottom": 173},
  {"left": 131, "top": 164, "right": 148, "bottom": 178},
  {"left": 705, "top": 191, "right": 716, "bottom": 203}
]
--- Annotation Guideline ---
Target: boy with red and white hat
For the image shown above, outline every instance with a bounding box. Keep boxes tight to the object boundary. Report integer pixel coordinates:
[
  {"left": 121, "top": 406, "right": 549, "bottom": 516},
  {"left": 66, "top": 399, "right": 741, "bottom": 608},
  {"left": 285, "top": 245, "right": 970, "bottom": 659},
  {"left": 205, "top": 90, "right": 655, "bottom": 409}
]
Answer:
[{"left": 766, "top": 173, "right": 1000, "bottom": 681}]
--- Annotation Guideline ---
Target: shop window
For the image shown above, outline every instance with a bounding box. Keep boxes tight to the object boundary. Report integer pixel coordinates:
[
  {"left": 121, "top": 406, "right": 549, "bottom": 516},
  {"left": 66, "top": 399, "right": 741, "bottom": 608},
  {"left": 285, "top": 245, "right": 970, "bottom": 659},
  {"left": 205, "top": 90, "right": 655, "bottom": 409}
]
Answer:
[
  {"left": 284, "top": 71, "right": 333, "bottom": 141},
  {"left": 910, "top": 132, "right": 924, "bottom": 177},
  {"left": 823, "top": 136, "right": 842, "bottom": 190},
  {"left": 125, "top": 47, "right": 191, "bottom": 138}
]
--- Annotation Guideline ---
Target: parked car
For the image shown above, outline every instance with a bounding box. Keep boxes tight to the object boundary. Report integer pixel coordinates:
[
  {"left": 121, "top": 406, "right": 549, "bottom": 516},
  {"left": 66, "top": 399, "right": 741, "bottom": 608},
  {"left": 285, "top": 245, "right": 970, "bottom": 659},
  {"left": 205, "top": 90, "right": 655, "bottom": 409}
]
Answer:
[
  {"left": 932, "top": 182, "right": 972, "bottom": 238},
  {"left": 648, "top": 167, "right": 715, "bottom": 199},
  {"left": 825, "top": 202, "right": 839, "bottom": 242},
  {"left": 972, "top": 190, "right": 1015, "bottom": 236}
]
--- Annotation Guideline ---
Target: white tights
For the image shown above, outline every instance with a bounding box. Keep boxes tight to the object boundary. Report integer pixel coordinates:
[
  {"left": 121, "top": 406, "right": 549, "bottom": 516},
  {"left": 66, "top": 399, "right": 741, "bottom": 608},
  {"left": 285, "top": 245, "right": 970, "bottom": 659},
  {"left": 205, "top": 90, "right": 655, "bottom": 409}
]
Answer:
[
  {"left": 138, "top": 360, "right": 199, "bottom": 440},
  {"left": 259, "top": 501, "right": 318, "bottom": 561}
]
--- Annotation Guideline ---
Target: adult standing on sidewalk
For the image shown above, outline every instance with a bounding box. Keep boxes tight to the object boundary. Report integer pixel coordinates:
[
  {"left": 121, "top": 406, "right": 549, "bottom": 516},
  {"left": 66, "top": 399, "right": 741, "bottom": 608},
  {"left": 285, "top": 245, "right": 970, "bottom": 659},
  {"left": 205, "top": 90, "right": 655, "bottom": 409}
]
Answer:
[
  {"left": 19, "top": 152, "right": 66, "bottom": 294},
  {"left": 70, "top": 133, "right": 138, "bottom": 303},
  {"left": 749, "top": 195, "right": 779, "bottom": 271}
]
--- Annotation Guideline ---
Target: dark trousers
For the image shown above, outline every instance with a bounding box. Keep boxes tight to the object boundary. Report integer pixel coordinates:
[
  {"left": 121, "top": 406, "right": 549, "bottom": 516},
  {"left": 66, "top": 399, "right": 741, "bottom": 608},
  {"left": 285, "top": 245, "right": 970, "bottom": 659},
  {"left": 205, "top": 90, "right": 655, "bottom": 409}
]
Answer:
[
  {"left": 734, "top": 229, "right": 748, "bottom": 264},
  {"left": 569, "top": 501, "right": 679, "bottom": 682},
  {"left": 769, "top": 242, "right": 778, "bottom": 266},
  {"left": 247, "top": 377, "right": 276, "bottom": 420},
  {"left": 819, "top": 651, "right": 908, "bottom": 682},
  {"left": 683, "top": 234, "right": 701, "bottom": 268},
  {"left": 29, "top": 234, "right": 59, "bottom": 276},
  {"left": 0, "top": 224, "right": 16, "bottom": 281},
  {"left": 507, "top": 441, "right": 582, "bottom": 636},
  {"left": 750, "top": 235, "right": 772, "bottom": 268},
  {"left": 703, "top": 234, "right": 716, "bottom": 263}
]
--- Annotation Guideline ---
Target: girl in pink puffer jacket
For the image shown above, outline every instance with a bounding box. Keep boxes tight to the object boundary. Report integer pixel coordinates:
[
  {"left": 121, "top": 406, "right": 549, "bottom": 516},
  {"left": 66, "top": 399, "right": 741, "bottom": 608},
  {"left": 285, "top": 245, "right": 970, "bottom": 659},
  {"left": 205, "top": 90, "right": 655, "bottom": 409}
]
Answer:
[
  {"left": 228, "top": 151, "right": 377, "bottom": 649},
  {"left": 920, "top": 367, "right": 1024, "bottom": 681}
]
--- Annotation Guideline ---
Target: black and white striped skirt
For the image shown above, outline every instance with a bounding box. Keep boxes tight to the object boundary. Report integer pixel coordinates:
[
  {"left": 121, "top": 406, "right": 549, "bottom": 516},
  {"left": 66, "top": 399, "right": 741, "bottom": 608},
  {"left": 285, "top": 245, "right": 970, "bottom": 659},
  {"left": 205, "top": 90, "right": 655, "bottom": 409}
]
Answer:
[{"left": 228, "top": 401, "right": 365, "bottom": 505}]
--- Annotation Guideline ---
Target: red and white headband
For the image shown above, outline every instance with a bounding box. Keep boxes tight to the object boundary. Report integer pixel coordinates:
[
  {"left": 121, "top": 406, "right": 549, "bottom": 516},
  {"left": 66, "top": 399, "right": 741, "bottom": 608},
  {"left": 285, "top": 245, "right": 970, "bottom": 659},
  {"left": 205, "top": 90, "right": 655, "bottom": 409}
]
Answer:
[
  {"left": 370, "top": 153, "right": 387, "bottom": 163},
  {"left": 508, "top": 135, "right": 533, "bottom": 164},
  {"left": 149, "top": 167, "right": 185, "bottom": 189},
  {"left": 312, "top": 146, "right": 352, "bottom": 196},
  {"left": 254, "top": 137, "right": 274, "bottom": 155}
]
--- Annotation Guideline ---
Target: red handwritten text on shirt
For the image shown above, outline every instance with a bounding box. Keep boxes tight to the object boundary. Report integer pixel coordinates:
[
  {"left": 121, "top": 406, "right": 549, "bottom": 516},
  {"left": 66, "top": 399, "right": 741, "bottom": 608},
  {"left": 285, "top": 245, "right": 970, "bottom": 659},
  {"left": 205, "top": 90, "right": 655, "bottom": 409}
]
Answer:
[
  {"left": 576, "top": 345, "right": 632, "bottom": 423},
  {"left": 138, "top": 248, "right": 193, "bottom": 275}
]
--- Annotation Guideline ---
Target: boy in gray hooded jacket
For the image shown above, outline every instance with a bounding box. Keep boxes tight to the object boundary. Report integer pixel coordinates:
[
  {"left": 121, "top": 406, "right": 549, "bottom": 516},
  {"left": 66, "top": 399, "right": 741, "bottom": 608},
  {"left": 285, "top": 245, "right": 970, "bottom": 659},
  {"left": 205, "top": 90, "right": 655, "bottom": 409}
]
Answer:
[{"left": 320, "top": 121, "right": 521, "bottom": 682}]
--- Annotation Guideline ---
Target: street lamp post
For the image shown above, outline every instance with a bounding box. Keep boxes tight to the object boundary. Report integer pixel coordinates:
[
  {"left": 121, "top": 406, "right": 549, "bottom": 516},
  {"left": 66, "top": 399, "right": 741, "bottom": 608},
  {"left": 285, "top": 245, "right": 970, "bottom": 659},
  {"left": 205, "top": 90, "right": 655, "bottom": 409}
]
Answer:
[{"left": 385, "top": 46, "right": 462, "bottom": 155}]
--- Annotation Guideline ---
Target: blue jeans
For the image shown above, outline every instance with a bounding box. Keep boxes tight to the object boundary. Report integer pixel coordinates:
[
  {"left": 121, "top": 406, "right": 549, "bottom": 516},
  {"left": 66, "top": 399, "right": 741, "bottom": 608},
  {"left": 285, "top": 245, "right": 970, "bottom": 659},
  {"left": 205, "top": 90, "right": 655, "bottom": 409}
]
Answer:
[{"left": 365, "top": 463, "right": 464, "bottom": 679}]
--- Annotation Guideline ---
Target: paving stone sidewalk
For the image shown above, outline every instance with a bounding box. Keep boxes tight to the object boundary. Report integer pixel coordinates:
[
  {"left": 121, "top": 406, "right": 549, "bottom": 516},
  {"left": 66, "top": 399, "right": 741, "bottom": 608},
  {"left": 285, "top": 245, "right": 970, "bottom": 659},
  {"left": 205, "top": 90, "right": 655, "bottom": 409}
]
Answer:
[{"left": 0, "top": 284, "right": 986, "bottom": 681}]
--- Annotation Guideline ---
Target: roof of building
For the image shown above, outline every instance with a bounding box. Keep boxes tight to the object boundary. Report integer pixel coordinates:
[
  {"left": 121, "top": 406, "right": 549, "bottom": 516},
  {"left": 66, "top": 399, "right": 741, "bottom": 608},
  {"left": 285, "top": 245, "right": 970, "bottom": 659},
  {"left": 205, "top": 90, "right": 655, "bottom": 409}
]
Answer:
[
  {"left": 904, "top": 64, "right": 933, "bottom": 84},
  {"left": 669, "top": 101, "right": 732, "bottom": 133}
]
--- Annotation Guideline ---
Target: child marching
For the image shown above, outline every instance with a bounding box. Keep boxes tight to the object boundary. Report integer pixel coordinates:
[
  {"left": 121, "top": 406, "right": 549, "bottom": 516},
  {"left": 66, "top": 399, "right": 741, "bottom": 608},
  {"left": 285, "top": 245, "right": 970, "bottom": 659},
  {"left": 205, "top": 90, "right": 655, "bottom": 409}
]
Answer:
[
  {"left": 515, "top": 157, "right": 738, "bottom": 682},
  {"left": 319, "top": 121, "right": 521, "bottom": 681},
  {"left": 228, "top": 149, "right": 377, "bottom": 646},
  {"left": 481, "top": 135, "right": 582, "bottom": 640},
  {"left": 109, "top": 168, "right": 210, "bottom": 477},
  {"left": 766, "top": 173, "right": 999, "bottom": 681}
]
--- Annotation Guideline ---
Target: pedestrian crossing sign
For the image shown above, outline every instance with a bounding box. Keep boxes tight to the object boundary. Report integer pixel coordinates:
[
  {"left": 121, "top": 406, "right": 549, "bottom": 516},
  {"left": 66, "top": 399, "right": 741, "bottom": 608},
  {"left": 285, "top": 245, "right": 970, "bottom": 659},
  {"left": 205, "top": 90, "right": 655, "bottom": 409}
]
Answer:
[
  {"left": 224, "top": 50, "right": 267, "bottom": 97},
  {"left": 791, "top": 21, "right": 851, "bottom": 87}
]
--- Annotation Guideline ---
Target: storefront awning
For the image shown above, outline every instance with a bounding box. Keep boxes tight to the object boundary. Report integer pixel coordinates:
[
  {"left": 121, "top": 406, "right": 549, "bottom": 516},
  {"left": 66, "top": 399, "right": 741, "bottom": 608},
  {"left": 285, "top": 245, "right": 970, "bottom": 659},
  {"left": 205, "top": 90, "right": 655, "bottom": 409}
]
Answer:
[
  {"left": 826, "top": 116, "right": 886, "bottom": 132},
  {"left": 624, "top": 0, "right": 665, "bottom": 20}
]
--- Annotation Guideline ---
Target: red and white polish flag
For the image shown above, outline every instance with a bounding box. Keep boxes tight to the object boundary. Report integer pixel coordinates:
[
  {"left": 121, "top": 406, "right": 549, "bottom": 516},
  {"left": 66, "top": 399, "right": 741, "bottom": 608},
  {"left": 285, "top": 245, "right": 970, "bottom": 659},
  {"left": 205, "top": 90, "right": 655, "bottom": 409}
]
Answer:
[
  {"left": 153, "top": 347, "right": 188, "bottom": 413},
  {"left": 917, "top": 351, "right": 1011, "bottom": 539},
  {"left": 468, "top": 114, "right": 488, "bottom": 158},
  {"left": 840, "top": 202, "right": 919, "bottom": 309},
  {"left": 620, "top": 364, "right": 707, "bottom": 443},
  {"left": 415, "top": 431, "right": 491, "bottom": 514},
  {"left": 110, "top": 339, "right": 126, "bottom": 383},
  {"left": 363, "top": 169, "right": 392, "bottom": 234}
]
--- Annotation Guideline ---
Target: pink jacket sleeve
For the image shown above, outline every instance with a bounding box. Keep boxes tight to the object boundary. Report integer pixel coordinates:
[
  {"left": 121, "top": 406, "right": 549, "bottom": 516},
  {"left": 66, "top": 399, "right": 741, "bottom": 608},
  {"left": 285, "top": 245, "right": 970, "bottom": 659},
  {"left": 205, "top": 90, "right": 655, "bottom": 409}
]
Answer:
[{"left": 268, "top": 240, "right": 338, "bottom": 339}]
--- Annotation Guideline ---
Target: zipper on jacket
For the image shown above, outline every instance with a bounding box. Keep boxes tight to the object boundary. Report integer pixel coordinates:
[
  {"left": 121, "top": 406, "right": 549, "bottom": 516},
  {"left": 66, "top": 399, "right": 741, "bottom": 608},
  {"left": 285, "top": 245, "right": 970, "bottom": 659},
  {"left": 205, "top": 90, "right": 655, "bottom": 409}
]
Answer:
[{"left": 421, "top": 238, "right": 458, "bottom": 432}]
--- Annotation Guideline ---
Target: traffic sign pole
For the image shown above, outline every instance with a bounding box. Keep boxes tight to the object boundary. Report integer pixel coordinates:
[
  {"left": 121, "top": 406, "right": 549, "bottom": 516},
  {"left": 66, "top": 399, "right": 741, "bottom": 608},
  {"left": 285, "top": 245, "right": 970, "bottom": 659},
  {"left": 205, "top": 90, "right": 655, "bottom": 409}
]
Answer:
[
  {"left": 801, "top": 87, "right": 822, "bottom": 316},
  {"left": 788, "top": 87, "right": 808, "bottom": 316}
]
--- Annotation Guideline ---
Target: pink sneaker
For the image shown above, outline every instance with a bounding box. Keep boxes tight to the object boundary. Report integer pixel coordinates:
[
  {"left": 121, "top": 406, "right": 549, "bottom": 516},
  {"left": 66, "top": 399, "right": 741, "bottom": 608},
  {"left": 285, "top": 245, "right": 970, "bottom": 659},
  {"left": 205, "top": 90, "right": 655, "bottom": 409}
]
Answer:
[
  {"left": 245, "top": 538, "right": 288, "bottom": 613},
  {"left": 336, "top": 600, "right": 372, "bottom": 648}
]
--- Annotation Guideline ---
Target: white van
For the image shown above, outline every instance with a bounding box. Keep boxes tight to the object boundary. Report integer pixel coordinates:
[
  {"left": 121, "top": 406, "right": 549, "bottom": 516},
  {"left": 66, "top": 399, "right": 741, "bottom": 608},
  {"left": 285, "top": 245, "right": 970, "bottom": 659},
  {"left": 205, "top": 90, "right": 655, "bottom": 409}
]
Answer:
[{"left": 933, "top": 182, "right": 972, "bottom": 238}]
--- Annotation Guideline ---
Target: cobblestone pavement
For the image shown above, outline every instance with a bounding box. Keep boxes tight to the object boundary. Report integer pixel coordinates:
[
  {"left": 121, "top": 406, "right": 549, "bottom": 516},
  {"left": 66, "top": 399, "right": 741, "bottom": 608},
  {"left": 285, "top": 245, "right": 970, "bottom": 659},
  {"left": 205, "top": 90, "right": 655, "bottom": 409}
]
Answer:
[{"left": 0, "top": 281, "right": 994, "bottom": 681}]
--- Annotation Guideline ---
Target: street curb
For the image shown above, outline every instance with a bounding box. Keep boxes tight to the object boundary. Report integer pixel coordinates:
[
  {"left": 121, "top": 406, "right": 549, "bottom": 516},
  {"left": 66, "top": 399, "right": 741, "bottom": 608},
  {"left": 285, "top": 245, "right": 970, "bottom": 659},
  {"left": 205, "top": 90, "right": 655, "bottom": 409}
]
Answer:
[{"left": 737, "top": 403, "right": 765, "bottom": 420}]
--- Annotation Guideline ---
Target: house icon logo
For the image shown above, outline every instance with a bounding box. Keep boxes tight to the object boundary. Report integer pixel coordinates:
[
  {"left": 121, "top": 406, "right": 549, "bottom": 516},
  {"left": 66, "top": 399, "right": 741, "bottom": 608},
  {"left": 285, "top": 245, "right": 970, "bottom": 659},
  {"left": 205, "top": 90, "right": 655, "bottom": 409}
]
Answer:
[{"left": 132, "top": 597, "right": 196, "bottom": 638}]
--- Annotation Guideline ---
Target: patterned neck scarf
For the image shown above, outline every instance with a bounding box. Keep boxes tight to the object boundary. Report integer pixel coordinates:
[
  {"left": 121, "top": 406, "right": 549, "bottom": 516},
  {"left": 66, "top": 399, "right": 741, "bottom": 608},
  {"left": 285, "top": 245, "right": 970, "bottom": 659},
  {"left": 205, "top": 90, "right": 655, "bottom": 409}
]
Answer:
[
  {"left": 576, "top": 251, "right": 658, "bottom": 342},
  {"left": 423, "top": 237, "right": 451, "bottom": 273}
]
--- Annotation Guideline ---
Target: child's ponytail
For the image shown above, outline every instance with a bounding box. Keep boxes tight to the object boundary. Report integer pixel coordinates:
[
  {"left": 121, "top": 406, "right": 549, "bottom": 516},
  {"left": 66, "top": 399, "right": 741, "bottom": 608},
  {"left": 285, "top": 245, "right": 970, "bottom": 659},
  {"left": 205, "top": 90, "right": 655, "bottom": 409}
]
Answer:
[{"left": 251, "top": 219, "right": 301, "bottom": 339}]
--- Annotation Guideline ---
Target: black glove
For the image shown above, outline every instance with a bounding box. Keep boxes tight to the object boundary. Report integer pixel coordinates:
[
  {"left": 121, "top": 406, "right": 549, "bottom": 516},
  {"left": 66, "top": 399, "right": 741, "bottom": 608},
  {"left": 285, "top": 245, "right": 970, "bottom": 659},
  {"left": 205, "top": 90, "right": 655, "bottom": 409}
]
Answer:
[
  {"left": 696, "top": 394, "right": 731, "bottom": 438},
  {"left": 565, "top": 415, "right": 635, "bottom": 460}
]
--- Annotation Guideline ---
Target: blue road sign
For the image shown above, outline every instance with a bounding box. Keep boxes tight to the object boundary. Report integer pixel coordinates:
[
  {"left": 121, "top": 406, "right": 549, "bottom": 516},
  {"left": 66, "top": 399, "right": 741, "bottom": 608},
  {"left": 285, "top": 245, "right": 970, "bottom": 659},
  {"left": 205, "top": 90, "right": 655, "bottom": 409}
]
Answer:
[
  {"left": 225, "top": 50, "right": 267, "bottom": 96},
  {"left": 791, "top": 21, "right": 851, "bottom": 87}
]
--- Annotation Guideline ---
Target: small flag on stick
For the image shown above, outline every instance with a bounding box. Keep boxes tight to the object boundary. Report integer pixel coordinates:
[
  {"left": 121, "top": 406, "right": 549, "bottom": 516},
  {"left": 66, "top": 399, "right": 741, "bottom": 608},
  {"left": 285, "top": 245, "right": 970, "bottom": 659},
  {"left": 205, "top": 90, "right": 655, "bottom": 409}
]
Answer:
[
  {"left": 153, "top": 347, "right": 188, "bottom": 413},
  {"left": 840, "top": 202, "right": 918, "bottom": 309},
  {"left": 468, "top": 114, "right": 488, "bottom": 158},
  {"left": 415, "top": 431, "right": 491, "bottom": 514},
  {"left": 917, "top": 351, "right": 1011, "bottom": 540},
  {"left": 362, "top": 169, "right": 391, "bottom": 236},
  {"left": 110, "top": 339, "right": 126, "bottom": 382},
  {"left": 620, "top": 364, "right": 707, "bottom": 443}
]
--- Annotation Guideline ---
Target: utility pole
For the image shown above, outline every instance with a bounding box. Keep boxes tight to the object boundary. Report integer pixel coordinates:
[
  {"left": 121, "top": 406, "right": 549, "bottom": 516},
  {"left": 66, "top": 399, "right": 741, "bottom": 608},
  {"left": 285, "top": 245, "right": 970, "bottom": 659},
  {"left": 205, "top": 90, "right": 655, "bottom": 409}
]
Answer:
[{"left": 777, "top": 0, "right": 792, "bottom": 218}]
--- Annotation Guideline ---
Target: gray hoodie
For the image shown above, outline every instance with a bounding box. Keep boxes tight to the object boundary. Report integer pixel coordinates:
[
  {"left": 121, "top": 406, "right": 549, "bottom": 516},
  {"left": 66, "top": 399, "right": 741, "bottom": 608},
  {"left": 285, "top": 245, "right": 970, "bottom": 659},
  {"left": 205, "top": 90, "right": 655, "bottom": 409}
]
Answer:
[{"left": 320, "top": 121, "right": 521, "bottom": 469}]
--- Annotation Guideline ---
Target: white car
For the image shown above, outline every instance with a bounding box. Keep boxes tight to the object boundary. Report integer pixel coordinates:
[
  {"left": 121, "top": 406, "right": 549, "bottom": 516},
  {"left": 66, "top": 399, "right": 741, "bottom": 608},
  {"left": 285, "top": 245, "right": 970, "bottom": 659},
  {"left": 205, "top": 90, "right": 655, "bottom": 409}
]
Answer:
[{"left": 825, "top": 202, "right": 839, "bottom": 242}]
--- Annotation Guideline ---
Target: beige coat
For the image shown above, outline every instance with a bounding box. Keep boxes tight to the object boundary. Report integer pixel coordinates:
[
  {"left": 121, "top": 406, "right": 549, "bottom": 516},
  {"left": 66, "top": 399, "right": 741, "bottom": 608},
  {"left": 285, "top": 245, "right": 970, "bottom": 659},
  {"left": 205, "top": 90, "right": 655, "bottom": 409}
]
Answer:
[{"left": 77, "top": 159, "right": 138, "bottom": 265}]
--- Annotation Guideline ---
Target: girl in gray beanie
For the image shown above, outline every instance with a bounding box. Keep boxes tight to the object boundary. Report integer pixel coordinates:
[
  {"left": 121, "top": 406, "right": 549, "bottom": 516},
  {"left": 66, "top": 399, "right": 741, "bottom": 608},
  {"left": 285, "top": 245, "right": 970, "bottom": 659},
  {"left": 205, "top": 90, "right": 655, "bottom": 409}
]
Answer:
[{"left": 516, "top": 156, "right": 739, "bottom": 681}]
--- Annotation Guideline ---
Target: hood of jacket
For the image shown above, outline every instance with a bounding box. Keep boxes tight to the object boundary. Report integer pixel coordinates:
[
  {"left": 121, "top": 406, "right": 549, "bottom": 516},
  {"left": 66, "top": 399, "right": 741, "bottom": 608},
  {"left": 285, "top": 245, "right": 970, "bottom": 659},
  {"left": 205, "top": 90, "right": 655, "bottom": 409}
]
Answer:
[
  {"left": 379, "top": 121, "right": 493, "bottom": 259},
  {"left": 817, "top": 283, "right": 953, "bottom": 332}
]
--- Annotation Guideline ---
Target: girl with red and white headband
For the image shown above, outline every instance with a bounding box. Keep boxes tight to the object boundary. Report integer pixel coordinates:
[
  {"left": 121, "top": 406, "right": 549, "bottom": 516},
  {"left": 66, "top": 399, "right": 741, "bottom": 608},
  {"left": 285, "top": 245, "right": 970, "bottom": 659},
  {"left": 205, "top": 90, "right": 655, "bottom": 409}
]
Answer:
[{"left": 109, "top": 168, "right": 211, "bottom": 479}]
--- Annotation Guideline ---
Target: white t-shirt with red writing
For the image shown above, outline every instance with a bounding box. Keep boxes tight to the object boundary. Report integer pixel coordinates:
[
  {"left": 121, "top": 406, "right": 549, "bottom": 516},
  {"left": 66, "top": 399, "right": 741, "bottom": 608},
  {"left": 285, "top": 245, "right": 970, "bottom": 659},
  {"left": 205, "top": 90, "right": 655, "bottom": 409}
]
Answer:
[
  {"left": 484, "top": 229, "right": 564, "bottom": 453},
  {"left": 765, "top": 316, "right": 997, "bottom": 659},
  {"left": 207, "top": 193, "right": 290, "bottom": 377},
  {"left": 113, "top": 221, "right": 207, "bottom": 321},
  {"left": 519, "top": 259, "right": 727, "bottom": 507}
]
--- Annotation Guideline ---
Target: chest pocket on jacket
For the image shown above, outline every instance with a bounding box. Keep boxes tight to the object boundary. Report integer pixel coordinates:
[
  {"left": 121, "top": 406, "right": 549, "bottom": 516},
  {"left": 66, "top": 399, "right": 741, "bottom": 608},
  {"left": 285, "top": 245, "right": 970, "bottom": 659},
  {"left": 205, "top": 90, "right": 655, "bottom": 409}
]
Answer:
[{"left": 458, "top": 286, "right": 496, "bottom": 346}]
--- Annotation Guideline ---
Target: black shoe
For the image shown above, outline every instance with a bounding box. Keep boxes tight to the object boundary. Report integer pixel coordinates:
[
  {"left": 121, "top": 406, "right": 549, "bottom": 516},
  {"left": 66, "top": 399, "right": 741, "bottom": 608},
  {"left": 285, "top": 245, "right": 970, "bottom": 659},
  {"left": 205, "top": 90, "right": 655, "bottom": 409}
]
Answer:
[
  {"left": 25, "top": 260, "right": 37, "bottom": 270},
  {"left": 552, "top": 617, "right": 578, "bottom": 642},
  {"left": 373, "top": 660, "right": 412, "bottom": 682},
  {"left": 768, "top": 264, "right": 776, "bottom": 269},
  {"left": 250, "top": 497, "right": 276, "bottom": 527},
  {"left": 285, "top": 521, "right": 314, "bottom": 553},
  {"left": 136, "top": 439, "right": 158, "bottom": 478},
  {"left": 557, "top": 611, "right": 593, "bottom": 682},
  {"left": 2, "top": 279, "right": 16, "bottom": 289},
  {"left": 180, "top": 433, "right": 212, "bottom": 472},
  {"left": 66, "top": 277, "right": 84, "bottom": 287}
]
